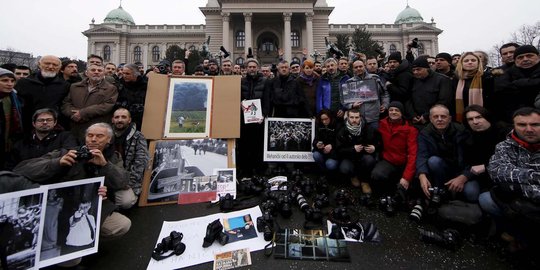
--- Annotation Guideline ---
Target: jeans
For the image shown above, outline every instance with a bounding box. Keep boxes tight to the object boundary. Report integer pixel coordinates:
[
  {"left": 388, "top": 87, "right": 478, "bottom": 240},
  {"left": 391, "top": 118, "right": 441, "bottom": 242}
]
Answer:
[
  {"left": 339, "top": 155, "right": 376, "bottom": 181},
  {"left": 312, "top": 151, "right": 339, "bottom": 171},
  {"left": 478, "top": 191, "right": 502, "bottom": 217},
  {"left": 427, "top": 156, "right": 480, "bottom": 202}
]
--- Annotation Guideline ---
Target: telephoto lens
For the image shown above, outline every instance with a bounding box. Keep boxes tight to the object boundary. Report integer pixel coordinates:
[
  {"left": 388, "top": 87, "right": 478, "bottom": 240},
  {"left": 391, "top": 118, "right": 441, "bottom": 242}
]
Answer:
[
  {"left": 296, "top": 193, "right": 309, "bottom": 212},
  {"left": 409, "top": 203, "right": 423, "bottom": 222}
]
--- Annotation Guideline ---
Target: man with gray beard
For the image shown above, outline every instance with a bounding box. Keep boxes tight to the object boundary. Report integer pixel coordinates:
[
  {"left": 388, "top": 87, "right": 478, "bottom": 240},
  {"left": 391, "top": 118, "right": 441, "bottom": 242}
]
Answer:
[
  {"left": 62, "top": 64, "right": 118, "bottom": 140},
  {"left": 16, "top": 55, "right": 70, "bottom": 132}
]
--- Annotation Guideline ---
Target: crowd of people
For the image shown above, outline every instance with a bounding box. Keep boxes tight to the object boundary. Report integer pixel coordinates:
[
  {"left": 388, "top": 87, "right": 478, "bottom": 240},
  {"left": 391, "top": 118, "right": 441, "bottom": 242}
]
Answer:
[{"left": 0, "top": 39, "right": 539, "bottom": 267}]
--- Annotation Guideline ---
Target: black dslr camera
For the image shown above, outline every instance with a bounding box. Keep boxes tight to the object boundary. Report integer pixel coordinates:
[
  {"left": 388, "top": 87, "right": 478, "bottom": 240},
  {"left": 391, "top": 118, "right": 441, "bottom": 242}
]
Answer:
[
  {"left": 427, "top": 187, "right": 447, "bottom": 215},
  {"left": 418, "top": 227, "right": 461, "bottom": 251},
  {"left": 409, "top": 38, "right": 419, "bottom": 49},
  {"left": 75, "top": 145, "right": 93, "bottom": 161},
  {"left": 256, "top": 212, "right": 274, "bottom": 241},
  {"left": 219, "top": 193, "right": 234, "bottom": 212},
  {"left": 157, "top": 60, "right": 171, "bottom": 75},
  {"left": 151, "top": 231, "right": 186, "bottom": 261}
]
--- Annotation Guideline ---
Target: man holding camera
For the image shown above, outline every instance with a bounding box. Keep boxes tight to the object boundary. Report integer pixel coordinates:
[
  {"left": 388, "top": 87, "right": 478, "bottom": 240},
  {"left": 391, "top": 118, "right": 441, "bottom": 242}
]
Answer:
[
  {"left": 14, "top": 122, "right": 132, "bottom": 239},
  {"left": 416, "top": 104, "right": 477, "bottom": 203},
  {"left": 116, "top": 63, "right": 148, "bottom": 131}
]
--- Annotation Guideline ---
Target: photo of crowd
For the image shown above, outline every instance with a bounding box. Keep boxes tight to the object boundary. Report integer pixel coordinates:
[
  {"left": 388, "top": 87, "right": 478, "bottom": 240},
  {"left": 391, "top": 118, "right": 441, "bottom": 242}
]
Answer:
[{"left": 266, "top": 119, "right": 313, "bottom": 152}]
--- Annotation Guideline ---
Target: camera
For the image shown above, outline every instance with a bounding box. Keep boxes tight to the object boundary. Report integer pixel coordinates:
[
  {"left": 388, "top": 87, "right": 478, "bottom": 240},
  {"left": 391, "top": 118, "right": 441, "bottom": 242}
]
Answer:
[
  {"left": 374, "top": 48, "right": 386, "bottom": 59},
  {"left": 305, "top": 206, "right": 323, "bottom": 223},
  {"left": 379, "top": 195, "right": 396, "bottom": 216},
  {"left": 75, "top": 145, "right": 93, "bottom": 161},
  {"left": 219, "top": 193, "right": 234, "bottom": 212},
  {"left": 313, "top": 193, "right": 329, "bottom": 209},
  {"left": 238, "top": 178, "right": 264, "bottom": 195},
  {"left": 409, "top": 201, "right": 423, "bottom": 223},
  {"left": 418, "top": 227, "right": 461, "bottom": 251},
  {"left": 334, "top": 188, "right": 353, "bottom": 206},
  {"left": 256, "top": 212, "right": 274, "bottom": 241},
  {"left": 260, "top": 199, "right": 278, "bottom": 216},
  {"left": 277, "top": 194, "right": 292, "bottom": 218},
  {"left": 409, "top": 38, "right": 419, "bottom": 49},
  {"left": 152, "top": 231, "right": 186, "bottom": 260},
  {"left": 330, "top": 206, "right": 351, "bottom": 224},
  {"left": 296, "top": 193, "right": 309, "bottom": 212},
  {"left": 220, "top": 46, "right": 230, "bottom": 59}
]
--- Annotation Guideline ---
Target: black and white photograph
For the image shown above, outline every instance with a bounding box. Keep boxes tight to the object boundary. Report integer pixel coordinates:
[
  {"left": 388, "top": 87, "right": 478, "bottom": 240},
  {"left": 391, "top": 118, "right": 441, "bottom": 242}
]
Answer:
[
  {"left": 163, "top": 77, "right": 214, "bottom": 138},
  {"left": 264, "top": 118, "right": 315, "bottom": 162},
  {"left": 39, "top": 178, "right": 103, "bottom": 268},
  {"left": 143, "top": 139, "right": 229, "bottom": 205},
  {"left": 216, "top": 169, "right": 234, "bottom": 183},
  {"left": 0, "top": 188, "right": 46, "bottom": 270}
]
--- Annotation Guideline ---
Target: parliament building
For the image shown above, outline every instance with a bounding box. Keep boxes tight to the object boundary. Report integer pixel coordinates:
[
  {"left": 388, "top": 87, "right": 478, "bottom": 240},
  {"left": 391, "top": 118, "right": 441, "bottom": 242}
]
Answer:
[{"left": 83, "top": 0, "right": 442, "bottom": 67}]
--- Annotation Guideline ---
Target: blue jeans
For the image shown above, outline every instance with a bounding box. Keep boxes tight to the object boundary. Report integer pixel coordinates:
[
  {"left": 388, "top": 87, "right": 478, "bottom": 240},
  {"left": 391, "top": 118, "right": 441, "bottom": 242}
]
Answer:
[
  {"left": 312, "top": 151, "right": 338, "bottom": 171},
  {"left": 478, "top": 191, "right": 502, "bottom": 217},
  {"left": 427, "top": 156, "right": 480, "bottom": 202},
  {"left": 339, "top": 155, "right": 376, "bottom": 181}
]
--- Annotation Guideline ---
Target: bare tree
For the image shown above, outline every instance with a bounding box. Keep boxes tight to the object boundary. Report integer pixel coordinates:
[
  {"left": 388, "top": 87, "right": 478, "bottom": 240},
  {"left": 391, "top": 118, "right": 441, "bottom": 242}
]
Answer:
[{"left": 510, "top": 22, "right": 540, "bottom": 48}]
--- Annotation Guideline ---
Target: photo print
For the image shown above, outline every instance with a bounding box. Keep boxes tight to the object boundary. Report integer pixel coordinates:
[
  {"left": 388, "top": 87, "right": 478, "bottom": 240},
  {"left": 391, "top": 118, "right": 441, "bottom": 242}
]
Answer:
[
  {"left": 0, "top": 188, "right": 46, "bottom": 270},
  {"left": 164, "top": 77, "right": 214, "bottom": 138},
  {"left": 39, "top": 177, "right": 103, "bottom": 268},
  {"left": 273, "top": 228, "right": 350, "bottom": 262},
  {"left": 221, "top": 214, "right": 258, "bottom": 244},
  {"left": 142, "top": 139, "right": 228, "bottom": 205},
  {"left": 264, "top": 118, "right": 315, "bottom": 162}
]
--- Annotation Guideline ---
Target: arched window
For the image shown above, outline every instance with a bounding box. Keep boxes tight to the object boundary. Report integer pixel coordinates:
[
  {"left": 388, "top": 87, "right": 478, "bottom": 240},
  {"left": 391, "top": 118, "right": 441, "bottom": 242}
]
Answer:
[
  {"left": 417, "top": 42, "right": 425, "bottom": 55},
  {"left": 291, "top": 31, "right": 300, "bottom": 48},
  {"left": 262, "top": 39, "right": 275, "bottom": 55},
  {"left": 236, "top": 31, "right": 245, "bottom": 48},
  {"left": 236, "top": 57, "right": 244, "bottom": 65},
  {"left": 152, "top": 46, "right": 160, "bottom": 62},
  {"left": 133, "top": 46, "right": 142, "bottom": 62},
  {"left": 103, "top": 45, "right": 111, "bottom": 61},
  {"left": 389, "top": 44, "right": 397, "bottom": 54}
]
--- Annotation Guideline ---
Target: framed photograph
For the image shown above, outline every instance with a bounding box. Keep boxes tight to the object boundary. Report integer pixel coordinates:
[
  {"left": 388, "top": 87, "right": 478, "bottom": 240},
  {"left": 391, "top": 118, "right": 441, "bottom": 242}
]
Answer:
[
  {"left": 139, "top": 139, "right": 231, "bottom": 207},
  {"left": 340, "top": 79, "right": 379, "bottom": 105},
  {"left": 0, "top": 187, "right": 47, "bottom": 270},
  {"left": 213, "top": 168, "right": 237, "bottom": 202},
  {"left": 164, "top": 77, "right": 214, "bottom": 138},
  {"left": 38, "top": 177, "right": 103, "bottom": 268},
  {"left": 264, "top": 118, "right": 315, "bottom": 162},
  {"left": 177, "top": 175, "right": 218, "bottom": 204}
]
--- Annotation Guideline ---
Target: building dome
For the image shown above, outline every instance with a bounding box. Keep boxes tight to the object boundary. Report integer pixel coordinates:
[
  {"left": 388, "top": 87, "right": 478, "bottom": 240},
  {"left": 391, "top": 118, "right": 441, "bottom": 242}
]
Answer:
[
  {"left": 394, "top": 5, "right": 423, "bottom": 24},
  {"left": 104, "top": 6, "right": 135, "bottom": 25}
]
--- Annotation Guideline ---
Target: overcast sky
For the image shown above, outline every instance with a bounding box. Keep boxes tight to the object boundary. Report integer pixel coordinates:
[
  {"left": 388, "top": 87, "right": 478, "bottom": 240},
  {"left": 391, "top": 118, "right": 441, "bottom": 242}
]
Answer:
[{"left": 1, "top": 0, "right": 539, "bottom": 60}]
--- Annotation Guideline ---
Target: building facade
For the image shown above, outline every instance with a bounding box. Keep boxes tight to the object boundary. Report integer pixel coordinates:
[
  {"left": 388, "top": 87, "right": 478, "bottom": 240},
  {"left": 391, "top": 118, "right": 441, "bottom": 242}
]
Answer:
[{"left": 83, "top": 0, "right": 442, "bottom": 67}]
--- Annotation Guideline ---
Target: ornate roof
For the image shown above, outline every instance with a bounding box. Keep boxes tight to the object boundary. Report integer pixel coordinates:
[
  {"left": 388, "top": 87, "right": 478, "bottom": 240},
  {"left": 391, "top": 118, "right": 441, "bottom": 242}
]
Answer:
[
  {"left": 104, "top": 5, "right": 135, "bottom": 25},
  {"left": 394, "top": 5, "right": 423, "bottom": 24}
]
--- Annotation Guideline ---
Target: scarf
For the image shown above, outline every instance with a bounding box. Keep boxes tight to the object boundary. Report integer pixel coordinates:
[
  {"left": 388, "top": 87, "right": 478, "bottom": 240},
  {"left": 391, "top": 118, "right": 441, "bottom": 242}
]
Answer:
[
  {"left": 511, "top": 131, "right": 540, "bottom": 153},
  {"left": 346, "top": 120, "right": 362, "bottom": 136},
  {"left": 299, "top": 73, "right": 315, "bottom": 86},
  {"left": 455, "top": 71, "right": 483, "bottom": 122},
  {"left": 1, "top": 91, "right": 23, "bottom": 150}
]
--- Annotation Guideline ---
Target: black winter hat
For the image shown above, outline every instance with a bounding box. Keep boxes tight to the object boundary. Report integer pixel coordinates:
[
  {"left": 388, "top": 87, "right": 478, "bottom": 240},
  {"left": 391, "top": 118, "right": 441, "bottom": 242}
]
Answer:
[
  {"left": 388, "top": 101, "right": 404, "bottom": 113},
  {"left": 514, "top": 45, "right": 539, "bottom": 59},
  {"left": 411, "top": 57, "right": 430, "bottom": 69},
  {"left": 435, "top": 52, "right": 452, "bottom": 64},
  {"left": 388, "top": 52, "right": 402, "bottom": 63}
]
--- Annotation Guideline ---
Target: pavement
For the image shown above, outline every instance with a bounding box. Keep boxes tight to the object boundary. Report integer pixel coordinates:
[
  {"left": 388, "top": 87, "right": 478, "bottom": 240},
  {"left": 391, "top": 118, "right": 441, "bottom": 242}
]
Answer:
[{"left": 44, "top": 176, "right": 536, "bottom": 270}]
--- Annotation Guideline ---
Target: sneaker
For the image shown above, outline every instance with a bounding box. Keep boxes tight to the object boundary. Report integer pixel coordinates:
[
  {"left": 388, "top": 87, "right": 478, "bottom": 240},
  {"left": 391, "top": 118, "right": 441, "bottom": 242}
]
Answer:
[{"left": 361, "top": 182, "right": 372, "bottom": 194}]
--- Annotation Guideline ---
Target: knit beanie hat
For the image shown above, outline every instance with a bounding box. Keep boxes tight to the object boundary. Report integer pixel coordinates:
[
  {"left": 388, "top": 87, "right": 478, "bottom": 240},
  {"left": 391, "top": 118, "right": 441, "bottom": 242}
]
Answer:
[
  {"left": 514, "top": 45, "right": 539, "bottom": 59},
  {"left": 411, "top": 57, "right": 430, "bottom": 69},
  {"left": 0, "top": 68, "right": 15, "bottom": 79},
  {"left": 388, "top": 101, "right": 404, "bottom": 113},
  {"left": 388, "top": 52, "right": 402, "bottom": 63},
  {"left": 435, "top": 52, "right": 452, "bottom": 64}
]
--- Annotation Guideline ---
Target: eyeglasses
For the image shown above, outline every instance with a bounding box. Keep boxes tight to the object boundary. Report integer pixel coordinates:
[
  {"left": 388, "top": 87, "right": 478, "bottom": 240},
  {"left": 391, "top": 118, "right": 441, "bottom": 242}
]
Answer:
[
  {"left": 35, "top": 118, "right": 54, "bottom": 123},
  {"left": 291, "top": 66, "right": 300, "bottom": 69}
]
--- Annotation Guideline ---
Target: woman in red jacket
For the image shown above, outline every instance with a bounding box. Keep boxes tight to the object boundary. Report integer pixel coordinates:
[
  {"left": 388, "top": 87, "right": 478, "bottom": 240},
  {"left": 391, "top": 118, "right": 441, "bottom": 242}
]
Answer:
[{"left": 372, "top": 101, "right": 418, "bottom": 212}]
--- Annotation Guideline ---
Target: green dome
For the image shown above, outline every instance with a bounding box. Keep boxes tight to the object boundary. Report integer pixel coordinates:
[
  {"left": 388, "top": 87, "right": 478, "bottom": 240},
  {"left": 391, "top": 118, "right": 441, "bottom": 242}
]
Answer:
[
  {"left": 104, "top": 6, "right": 135, "bottom": 25},
  {"left": 394, "top": 5, "right": 423, "bottom": 24}
]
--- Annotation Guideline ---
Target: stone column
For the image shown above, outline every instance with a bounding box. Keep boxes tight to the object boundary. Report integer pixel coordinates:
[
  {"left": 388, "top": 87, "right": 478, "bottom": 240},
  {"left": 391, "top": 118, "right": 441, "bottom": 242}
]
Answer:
[
  {"left": 142, "top": 43, "right": 149, "bottom": 68},
  {"left": 283, "top": 13, "right": 292, "bottom": 62},
  {"left": 115, "top": 41, "right": 121, "bottom": 65},
  {"left": 244, "top": 12, "right": 252, "bottom": 58},
  {"left": 305, "top": 12, "right": 314, "bottom": 56},
  {"left": 91, "top": 42, "right": 96, "bottom": 55},
  {"left": 222, "top": 12, "right": 230, "bottom": 55}
]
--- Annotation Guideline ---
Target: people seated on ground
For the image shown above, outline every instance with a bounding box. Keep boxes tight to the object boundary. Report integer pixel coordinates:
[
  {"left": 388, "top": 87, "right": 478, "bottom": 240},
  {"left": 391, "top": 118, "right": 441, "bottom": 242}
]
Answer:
[
  {"left": 312, "top": 109, "right": 339, "bottom": 175},
  {"left": 62, "top": 63, "right": 118, "bottom": 141},
  {"left": 463, "top": 105, "right": 505, "bottom": 194},
  {"left": 372, "top": 101, "right": 418, "bottom": 210},
  {"left": 341, "top": 59, "right": 389, "bottom": 129},
  {"left": 406, "top": 57, "right": 453, "bottom": 128},
  {"left": 336, "top": 109, "right": 380, "bottom": 196},
  {"left": 416, "top": 104, "right": 477, "bottom": 208},
  {"left": 9, "top": 108, "right": 77, "bottom": 169},
  {"left": 0, "top": 68, "right": 24, "bottom": 170},
  {"left": 111, "top": 108, "right": 149, "bottom": 209},
  {"left": 13, "top": 122, "right": 131, "bottom": 240},
  {"left": 479, "top": 107, "right": 540, "bottom": 254}
]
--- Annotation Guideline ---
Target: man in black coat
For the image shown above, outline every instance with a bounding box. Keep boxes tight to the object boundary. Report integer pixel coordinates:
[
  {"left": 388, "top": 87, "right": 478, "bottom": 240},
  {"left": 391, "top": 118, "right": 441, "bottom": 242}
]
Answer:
[
  {"left": 385, "top": 52, "right": 413, "bottom": 104},
  {"left": 115, "top": 64, "right": 148, "bottom": 131},
  {"left": 16, "top": 55, "right": 70, "bottom": 131}
]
